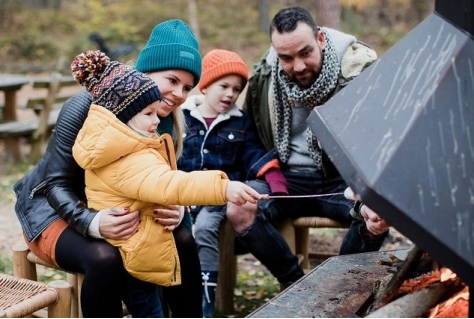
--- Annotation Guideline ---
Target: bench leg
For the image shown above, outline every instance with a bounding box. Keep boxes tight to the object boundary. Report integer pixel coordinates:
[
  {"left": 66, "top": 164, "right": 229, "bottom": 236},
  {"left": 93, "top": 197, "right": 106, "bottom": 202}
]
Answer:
[
  {"left": 47, "top": 280, "right": 72, "bottom": 318},
  {"left": 77, "top": 274, "right": 84, "bottom": 317},
  {"left": 12, "top": 242, "right": 37, "bottom": 281},
  {"left": 215, "top": 219, "right": 236, "bottom": 314},
  {"left": 295, "top": 227, "right": 310, "bottom": 270},
  {"left": 67, "top": 273, "right": 79, "bottom": 318},
  {"left": 275, "top": 219, "right": 296, "bottom": 254},
  {"left": 4, "top": 137, "right": 22, "bottom": 162}
]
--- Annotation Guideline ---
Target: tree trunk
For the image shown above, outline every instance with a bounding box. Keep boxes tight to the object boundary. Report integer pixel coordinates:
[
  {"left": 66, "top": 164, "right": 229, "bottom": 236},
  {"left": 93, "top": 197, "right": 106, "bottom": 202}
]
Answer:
[
  {"left": 257, "top": 0, "right": 269, "bottom": 33},
  {"left": 378, "top": 0, "right": 394, "bottom": 27},
  {"left": 188, "top": 0, "right": 200, "bottom": 41},
  {"left": 315, "top": 0, "right": 340, "bottom": 29},
  {"left": 409, "top": 0, "right": 434, "bottom": 24}
]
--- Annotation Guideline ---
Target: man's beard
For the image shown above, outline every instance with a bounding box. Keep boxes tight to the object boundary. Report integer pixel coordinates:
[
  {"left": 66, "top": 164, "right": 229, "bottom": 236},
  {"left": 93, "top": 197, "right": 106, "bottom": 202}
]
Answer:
[
  {"left": 293, "top": 46, "right": 324, "bottom": 88},
  {"left": 292, "top": 70, "right": 319, "bottom": 89}
]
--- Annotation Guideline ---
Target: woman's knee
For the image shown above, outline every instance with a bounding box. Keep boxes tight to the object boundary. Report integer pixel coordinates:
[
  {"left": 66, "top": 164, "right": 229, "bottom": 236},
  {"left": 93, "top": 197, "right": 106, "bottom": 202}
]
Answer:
[{"left": 87, "top": 241, "right": 123, "bottom": 269}]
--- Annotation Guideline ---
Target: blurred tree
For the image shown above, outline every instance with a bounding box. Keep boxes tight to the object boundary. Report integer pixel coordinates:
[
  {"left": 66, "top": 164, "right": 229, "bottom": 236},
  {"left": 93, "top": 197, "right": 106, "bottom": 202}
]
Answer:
[
  {"left": 315, "top": 0, "right": 341, "bottom": 29},
  {"left": 258, "top": 0, "right": 270, "bottom": 32},
  {"left": 189, "top": 0, "right": 200, "bottom": 41},
  {"left": 379, "top": 0, "right": 395, "bottom": 27},
  {"left": 0, "top": 0, "right": 435, "bottom": 74},
  {"left": 409, "top": 0, "right": 434, "bottom": 25},
  {"left": 24, "top": 0, "right": 62, "bottom": 9}
]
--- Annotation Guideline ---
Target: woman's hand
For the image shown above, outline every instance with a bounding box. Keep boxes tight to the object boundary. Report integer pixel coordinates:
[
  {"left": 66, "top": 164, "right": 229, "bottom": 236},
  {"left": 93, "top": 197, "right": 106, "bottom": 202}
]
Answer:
[
  {"left": 153, "top": 205, "right": 182, "bottom": 231},
  {"left": 99, "top": 207, "right": 140, "bottom": 240}
]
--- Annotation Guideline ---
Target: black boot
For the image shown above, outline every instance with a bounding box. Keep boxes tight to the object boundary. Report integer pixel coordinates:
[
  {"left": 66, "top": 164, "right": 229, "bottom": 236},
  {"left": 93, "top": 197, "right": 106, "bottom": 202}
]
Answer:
[{"left": 201, "top": 271, "right": 217, "bottom": 318}]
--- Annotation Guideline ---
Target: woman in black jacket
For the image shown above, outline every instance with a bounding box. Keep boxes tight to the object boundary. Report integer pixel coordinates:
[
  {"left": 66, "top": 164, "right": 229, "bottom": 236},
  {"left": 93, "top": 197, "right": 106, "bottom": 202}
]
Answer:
[{"left": 14, "top": 19, "right": 203, "bottom": 318}]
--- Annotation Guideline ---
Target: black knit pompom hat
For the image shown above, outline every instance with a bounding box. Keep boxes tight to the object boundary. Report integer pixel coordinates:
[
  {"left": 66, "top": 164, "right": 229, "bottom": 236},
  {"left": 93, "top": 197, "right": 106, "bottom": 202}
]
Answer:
[{"left": 71, "top": 50, "right": 162, "bottom": 123}]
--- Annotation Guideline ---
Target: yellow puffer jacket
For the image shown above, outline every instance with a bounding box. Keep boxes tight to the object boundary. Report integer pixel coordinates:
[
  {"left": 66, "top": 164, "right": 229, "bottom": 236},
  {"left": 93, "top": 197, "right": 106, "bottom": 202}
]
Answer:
[{"left": 73, "top": 105, "right": 229, "bottom": 286}]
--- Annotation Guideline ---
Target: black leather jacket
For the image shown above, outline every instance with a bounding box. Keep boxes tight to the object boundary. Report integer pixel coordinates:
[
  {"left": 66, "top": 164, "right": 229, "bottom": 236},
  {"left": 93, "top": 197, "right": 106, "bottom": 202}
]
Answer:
[{"left": 13, "top": 90, "right": 97, "bottom": 242}]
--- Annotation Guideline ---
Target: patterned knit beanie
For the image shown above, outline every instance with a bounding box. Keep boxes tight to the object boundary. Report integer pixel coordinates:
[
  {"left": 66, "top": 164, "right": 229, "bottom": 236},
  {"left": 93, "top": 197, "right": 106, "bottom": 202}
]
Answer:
[
  {"left": 198, "top": 49, "right": 249, "bottom": 92},
  {"left": 136, "top": 19, "right": 202, "bottom": 87},
  {"left": 71, "top": 50, "right": 161, "bottom": 124}
]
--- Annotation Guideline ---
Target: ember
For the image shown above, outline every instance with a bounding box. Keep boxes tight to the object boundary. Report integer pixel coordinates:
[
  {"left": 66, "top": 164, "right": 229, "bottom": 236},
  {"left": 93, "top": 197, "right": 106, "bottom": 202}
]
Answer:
[{"left": 365, "top": 248, "right": 468, "bottom": 318}]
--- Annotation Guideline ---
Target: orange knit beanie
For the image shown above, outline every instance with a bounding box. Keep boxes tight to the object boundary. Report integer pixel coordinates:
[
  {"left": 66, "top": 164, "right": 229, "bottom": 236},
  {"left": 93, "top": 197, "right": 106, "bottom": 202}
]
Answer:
[{"left": 198, "top": 49, "right": 249, "bottom": 92}]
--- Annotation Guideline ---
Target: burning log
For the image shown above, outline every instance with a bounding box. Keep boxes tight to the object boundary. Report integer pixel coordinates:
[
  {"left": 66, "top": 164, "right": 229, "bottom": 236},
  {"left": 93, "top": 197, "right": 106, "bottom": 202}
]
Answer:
[
  {"left": 363, "top": 247, "right": 468, "bottom": 318},
  {"left": 366, "top": 276, "right": 465, "bottom": 318},
  {"left": 366, "top": 246, "right": 424, "bottom": 314}
]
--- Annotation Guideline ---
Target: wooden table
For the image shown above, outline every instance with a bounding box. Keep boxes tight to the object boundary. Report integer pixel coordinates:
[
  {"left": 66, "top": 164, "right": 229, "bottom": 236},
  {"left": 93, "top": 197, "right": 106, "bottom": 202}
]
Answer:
[
  {"left": 0, "top": 74, "right": 30, "bottom": 160},
  {"left": 0, "top": 74, "right": 30, "bottom": 121}
]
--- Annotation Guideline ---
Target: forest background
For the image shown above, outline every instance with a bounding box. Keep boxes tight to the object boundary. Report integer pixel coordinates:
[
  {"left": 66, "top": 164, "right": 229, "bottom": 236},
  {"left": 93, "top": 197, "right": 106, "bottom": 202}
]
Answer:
[
  {"left": 0, "top": 0, "right": 434, "bottom": 75},
  {"left": 0, "top": 0, "right": 430, "bottom": 316}
]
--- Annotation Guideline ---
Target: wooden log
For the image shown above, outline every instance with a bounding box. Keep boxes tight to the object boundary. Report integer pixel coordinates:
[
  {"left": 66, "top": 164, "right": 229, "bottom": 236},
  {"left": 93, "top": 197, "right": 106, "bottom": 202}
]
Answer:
[
  {"left": 366, "top": 277, "right": 465, "bottom": 318},
  {"left": 367, "top": 245, "right": 424, "bottom": 314}
]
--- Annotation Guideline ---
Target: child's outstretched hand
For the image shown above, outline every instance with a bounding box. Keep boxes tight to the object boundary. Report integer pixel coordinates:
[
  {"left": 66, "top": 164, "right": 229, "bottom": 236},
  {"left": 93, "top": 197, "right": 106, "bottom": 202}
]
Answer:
[{"left": 226, "top": 181, "right": 262, "bottom": 205}]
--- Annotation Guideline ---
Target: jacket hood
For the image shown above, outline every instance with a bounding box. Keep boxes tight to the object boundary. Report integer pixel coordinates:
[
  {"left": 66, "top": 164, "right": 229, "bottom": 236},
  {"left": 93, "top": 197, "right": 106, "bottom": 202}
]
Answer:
[{"left": 73, "top": 104, "right": 169, "bottom": 170}]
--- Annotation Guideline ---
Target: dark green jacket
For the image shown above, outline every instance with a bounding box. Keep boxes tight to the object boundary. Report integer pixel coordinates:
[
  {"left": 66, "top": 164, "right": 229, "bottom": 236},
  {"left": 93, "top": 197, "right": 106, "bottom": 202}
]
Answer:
[{"left": 243, "top": 41, "right": 377, "bottom": 179}]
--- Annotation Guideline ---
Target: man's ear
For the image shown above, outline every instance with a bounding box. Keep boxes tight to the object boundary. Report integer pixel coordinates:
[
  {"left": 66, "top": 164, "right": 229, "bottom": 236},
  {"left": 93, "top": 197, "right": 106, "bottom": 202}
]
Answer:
[{"left": 317, "top": 29, "right": 326, "bottom": 51}]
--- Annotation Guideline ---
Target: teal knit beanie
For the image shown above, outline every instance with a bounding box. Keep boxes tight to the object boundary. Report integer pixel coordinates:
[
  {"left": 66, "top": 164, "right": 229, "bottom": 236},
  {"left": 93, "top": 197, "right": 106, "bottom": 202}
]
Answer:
[{"left": 136, "top": 19, "right": 202, "bottom": 87}]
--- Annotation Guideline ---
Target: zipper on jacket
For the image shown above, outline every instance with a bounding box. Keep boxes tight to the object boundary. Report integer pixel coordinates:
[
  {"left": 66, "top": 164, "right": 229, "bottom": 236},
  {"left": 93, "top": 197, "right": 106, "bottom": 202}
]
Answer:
[
  {"left": 29, "top": 181, "right": 47, "bottom": 199},
  {"left": 172, "top": 253, "right": 178, "bottom": 283}
]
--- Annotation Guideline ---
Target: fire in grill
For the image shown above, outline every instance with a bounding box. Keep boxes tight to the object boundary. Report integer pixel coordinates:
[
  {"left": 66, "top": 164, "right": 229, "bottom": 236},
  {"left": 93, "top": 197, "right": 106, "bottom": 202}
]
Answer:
[{"left": 363, "top": 247, "right": 468, "bottom": 317}]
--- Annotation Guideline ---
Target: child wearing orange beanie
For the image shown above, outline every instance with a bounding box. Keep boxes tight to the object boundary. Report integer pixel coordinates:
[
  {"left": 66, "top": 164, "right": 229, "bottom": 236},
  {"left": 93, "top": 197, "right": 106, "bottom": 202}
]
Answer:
[{"left": 177, "top": 49, "right": 288, "bottom": 317}]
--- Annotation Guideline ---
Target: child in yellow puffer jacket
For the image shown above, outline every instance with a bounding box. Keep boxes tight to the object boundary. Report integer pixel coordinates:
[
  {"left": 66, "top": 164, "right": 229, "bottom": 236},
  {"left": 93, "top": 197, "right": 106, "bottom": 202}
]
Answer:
[{"left": 71, "top": 50, "right": 262, "bottom": 286}]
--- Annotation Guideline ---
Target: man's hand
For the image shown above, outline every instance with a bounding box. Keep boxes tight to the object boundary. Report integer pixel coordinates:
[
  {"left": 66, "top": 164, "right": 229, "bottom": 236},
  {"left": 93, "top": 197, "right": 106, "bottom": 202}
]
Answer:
[
  {"left": 153, "top": 205, "right": 181, "bottom": 231},
  {"left": 99, "top": 207, "right": 140, "bottom": 240},
  {"left": 344, "top": 187, "right": 390, "bottom": 236},
  {"left": 359, "top": 203, "right": 390, "bottom": 235}
]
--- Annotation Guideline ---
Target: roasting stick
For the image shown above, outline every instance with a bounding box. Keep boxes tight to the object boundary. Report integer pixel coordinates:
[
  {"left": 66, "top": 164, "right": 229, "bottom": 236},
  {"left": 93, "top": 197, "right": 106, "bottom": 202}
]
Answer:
[{"left": 259, "top": 192, "right": 344, "bottom": 200}]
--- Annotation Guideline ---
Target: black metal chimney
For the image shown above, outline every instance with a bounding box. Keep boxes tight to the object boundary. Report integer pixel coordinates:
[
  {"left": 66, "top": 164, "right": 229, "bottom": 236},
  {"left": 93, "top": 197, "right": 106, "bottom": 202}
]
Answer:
[{"left": 307, "top": 0, "right": 474, "bottom": 312}]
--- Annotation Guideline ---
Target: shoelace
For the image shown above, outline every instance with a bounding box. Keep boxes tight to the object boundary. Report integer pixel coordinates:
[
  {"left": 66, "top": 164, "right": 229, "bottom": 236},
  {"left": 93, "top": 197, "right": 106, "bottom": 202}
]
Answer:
[{"left": 201, "top": 272, "right": 217, "bottom": 303}]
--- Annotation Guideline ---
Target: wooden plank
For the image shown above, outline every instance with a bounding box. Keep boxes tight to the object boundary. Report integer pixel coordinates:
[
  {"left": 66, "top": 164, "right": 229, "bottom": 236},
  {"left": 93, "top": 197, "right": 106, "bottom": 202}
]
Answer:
[
  {"left": 0, "top": 108, "right": 60, "bottom": 138},
  {"left": 31, "top": 76, "right": 76, "bottom": 89},
  {"left": 248, "top": 249, "right": 411, "bottom": 318}
]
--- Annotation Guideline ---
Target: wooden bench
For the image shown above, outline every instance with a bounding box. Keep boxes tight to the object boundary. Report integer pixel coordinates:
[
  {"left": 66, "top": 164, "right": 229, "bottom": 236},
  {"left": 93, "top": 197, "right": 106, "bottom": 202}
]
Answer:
[
  {"left": 0, "top": 74, "right": 81, "bottom": 162},
  {"left": 12, "top": 243, "right": 84, "bottom": 318},
  {"left": 12, "top": 243, "right": 129, "bottom": 318},
  {"left": 0, "top": 273, "right": 71, "bottom": 318},
  {"left": 23, "top": 76, "right": 79, "bottom": 115}
]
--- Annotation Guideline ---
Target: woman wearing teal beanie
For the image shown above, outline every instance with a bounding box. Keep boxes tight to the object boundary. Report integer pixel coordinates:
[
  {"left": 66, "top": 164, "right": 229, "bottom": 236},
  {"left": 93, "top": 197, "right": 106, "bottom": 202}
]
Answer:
[{"left": 13, "top": 19, "right": 203, "bottom": 318}]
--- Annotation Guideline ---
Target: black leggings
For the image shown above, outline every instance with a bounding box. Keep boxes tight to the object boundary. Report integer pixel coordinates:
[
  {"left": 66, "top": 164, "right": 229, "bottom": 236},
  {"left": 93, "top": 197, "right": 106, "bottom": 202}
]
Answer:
[{"left": 55, "top": 224, "right": 202, "bottom": 318}]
